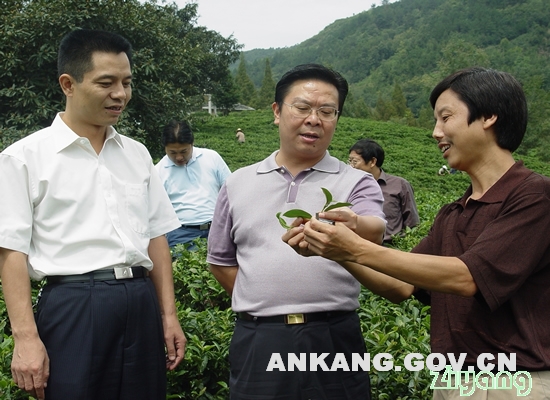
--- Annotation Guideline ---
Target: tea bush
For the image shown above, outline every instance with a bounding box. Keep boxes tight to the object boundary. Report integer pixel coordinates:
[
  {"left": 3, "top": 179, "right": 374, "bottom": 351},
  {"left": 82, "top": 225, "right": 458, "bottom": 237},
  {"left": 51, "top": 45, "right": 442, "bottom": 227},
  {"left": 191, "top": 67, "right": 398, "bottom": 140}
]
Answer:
[{"left": 1, "top": 111, "right": 549, "bottom": 399}]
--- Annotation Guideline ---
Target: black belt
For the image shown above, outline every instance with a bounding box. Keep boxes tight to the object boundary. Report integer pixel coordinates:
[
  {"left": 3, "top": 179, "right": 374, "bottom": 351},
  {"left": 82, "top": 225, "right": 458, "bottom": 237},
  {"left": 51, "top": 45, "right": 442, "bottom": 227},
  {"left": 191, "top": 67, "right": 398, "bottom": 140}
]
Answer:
[
  {"left": 46, "top": 266, "right": 148, "bottom": 285},
  {"left": 237, "top": 310, "right": 353, "bottom": 325},
  {"left": 181, "top": 222, "right": 211, "bottom": 230}
]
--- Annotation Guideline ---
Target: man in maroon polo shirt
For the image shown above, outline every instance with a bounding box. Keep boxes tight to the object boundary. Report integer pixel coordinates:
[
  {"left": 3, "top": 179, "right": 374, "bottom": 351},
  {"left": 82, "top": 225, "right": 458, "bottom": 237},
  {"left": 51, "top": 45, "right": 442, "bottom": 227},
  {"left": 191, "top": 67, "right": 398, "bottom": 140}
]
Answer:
[
  {"left": 348, "top": 138, "right": 420, "bottom": 244},
  {"left": 287, "top": 67, "right": 550, "bottom": 399}
]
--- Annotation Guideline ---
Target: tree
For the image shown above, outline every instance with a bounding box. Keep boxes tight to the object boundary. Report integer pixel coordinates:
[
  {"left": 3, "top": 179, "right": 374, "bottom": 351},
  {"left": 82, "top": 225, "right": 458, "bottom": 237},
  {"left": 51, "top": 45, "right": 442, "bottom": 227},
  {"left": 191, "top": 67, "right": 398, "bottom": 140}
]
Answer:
[
  {"left": 391, "top": 83, "right": 408, "bottom": 118},
  {"left": 417, "top": 104, "right": 435, "bottom": 130},
  {"left": 0, "top": 0, "right": 241, "bottom": 157},
  {"left": 373, "top": 94, "right": 395, "bottom": 121},
  {"left": 256, "top": 59, "right": 276, "bottom": 109},
  {"left": 234, "top": 53, "right": 257, "bottom": 107},
  {"left": 211, "top": 69, "right": 239, "bottom": 115},
  {"left": 342, "top": 92, "right": 371, "bottom": 119},
  {"left": 436, "top": 37, "right": 490, "bottom": 78}
]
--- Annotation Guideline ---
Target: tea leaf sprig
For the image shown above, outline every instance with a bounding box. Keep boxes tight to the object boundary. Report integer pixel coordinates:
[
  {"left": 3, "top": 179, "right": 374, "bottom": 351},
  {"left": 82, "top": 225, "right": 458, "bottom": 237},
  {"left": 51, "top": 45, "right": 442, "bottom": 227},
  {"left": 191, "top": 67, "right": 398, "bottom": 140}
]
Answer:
[{"left": 276, "top": 187, "right": 352, "bottom": 229}]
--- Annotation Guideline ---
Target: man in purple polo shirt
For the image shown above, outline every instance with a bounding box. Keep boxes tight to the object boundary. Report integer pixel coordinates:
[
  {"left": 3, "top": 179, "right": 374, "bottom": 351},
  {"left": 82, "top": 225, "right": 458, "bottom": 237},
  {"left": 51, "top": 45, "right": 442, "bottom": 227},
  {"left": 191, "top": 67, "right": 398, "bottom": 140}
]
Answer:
[
  {"left": 207, "top": 64, "right": 386, "bottom": 399},
  {"left": 296, "top": 67, "right": 550, "bottom": 399}
]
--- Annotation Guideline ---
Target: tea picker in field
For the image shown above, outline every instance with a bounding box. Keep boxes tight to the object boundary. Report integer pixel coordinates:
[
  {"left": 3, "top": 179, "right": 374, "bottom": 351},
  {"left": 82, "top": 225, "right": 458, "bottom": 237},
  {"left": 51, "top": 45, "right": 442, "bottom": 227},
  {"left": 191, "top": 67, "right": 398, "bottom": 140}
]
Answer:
[
  {"left": 235, "top": 127, "right": 246, "bottom": 143},
  {"left": 291, "top": 67, "right": 550, "bottom": 399},
  {"left": 207, "top": 63, "right": 386, "bottom": 399},
  {"left": 155, "top": 119, "right": 230, "bottom": 249},
  {"left": 348, "top": 138, "right": 420, "bottom": 245},
  {"left": 438, "top": 164, "right": 459, "bottom": 175},
  {"left": 0, "top": 29, "right": 186, "bottom": 400}
]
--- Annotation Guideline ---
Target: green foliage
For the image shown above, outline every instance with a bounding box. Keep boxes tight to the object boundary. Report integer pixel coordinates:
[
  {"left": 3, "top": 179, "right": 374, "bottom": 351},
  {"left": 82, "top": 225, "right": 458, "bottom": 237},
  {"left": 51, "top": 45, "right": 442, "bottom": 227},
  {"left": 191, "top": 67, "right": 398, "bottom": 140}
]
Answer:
[
  {"left": 1, "top": 109, "right": 549, "bottom": 399},
  {"left": 234, "top": 54, "right": 257, "bottom": 108},
  {"left": 358, "top": 295, "right": 432, "bottom": 399},
  {"left": 391, "top": 83, "right": 408, "bottom": 118},
  {"left": 167, "top": 240, "right": 232, "bottom": 399},
  {"left": 343, "top": 92, "right": 372, "bottom": 119},
  {"left": 238, "top": 0, "right": 550, "bottom": 157},
  {"left": 210, "top": 70, "right": 239, "bottom": 116},
  {"left": 256, "top": 59, "right": 276, "bottom": 109},
  {"left": 276, "top": 187, "right": 352, "bottom": 229},
  {"left": 0, "top": 0, "right": 241, "bottom": 158}
]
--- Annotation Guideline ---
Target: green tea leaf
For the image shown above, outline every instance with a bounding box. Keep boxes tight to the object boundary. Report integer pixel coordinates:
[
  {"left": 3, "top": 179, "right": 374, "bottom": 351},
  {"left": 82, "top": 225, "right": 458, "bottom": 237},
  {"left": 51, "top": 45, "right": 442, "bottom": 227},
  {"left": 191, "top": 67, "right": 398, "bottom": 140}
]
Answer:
[
  {"left": 276, "top": 209, "right": 312, "bottom": 229},
  {"left": 282, "top": 209, "right": 312, "bottom": 219},
  {"left": 276, "top": 212, "right": 291, "bottom": 229},
  {"left": 321, "top": 187, "right": 333, "bottom": 211}
]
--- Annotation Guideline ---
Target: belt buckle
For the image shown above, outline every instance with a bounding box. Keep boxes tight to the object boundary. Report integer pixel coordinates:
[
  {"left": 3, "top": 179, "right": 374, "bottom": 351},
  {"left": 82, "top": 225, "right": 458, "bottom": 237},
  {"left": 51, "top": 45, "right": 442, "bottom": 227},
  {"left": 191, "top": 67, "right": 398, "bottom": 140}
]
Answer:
[
  {"left": 114, "top": 266, "right": 133, "bottom": 279},
  {"left": 199, "top": 223, "right": 210, "bottom": 230},
  {"left": 285, "top": 313, "right": 306, "bottom": 324}
]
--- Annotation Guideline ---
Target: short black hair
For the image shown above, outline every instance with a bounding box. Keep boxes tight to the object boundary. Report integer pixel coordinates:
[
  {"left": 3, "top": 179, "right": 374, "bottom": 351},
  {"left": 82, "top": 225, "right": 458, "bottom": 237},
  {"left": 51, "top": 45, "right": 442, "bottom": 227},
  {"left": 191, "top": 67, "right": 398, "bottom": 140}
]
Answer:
[
  {"left": 349, "top": 139, "right": 385, "bottom": 168},
  {"left": 161, "top": 120, "right": 194, "bottom": 147},
  {"left": 274, "top": 63, "right": 348, "bottom": 118},
  {"left": 58, "top": 29, "right": 133, "bottom": 82},
  {"left": 430, "top": 67, "right": 527, "bottom": 152}
]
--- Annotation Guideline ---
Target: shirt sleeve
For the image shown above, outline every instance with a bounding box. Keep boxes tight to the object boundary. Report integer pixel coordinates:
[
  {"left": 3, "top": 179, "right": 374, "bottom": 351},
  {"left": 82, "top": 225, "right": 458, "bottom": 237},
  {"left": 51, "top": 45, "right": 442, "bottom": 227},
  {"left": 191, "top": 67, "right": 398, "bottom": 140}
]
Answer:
[
  {"left": 459, "top": 185, "right": 550, "bottom": 311},
  {"left": 0, "top": 153, "right": 33, "bottom": 253},
  {"left": 348, "top": 174, "right": 386, "bottom": 220},
  {"left": 206, "top": 184, "right": 237, "bottom": 266}
]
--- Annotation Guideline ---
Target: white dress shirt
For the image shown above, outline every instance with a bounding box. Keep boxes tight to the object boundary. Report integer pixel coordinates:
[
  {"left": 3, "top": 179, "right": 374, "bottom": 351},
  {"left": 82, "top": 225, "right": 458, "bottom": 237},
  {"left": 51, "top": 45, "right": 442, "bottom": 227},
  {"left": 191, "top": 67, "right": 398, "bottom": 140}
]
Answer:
[{"left": 0, "top": 113, "right": 180, "bottom": 280}]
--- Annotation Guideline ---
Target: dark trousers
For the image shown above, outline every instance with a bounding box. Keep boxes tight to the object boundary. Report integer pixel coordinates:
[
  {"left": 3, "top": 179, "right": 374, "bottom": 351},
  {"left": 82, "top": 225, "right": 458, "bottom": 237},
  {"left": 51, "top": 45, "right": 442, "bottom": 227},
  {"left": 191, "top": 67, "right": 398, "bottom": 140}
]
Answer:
[
  {"left": 229, "top": 311, "right": 371, "bottom": 400},
  {"left": 35, "top": 277, "right": 166, "bottom": 400},
  {"left": 166, "top": 225, "right": 209, "bottom": 248}
]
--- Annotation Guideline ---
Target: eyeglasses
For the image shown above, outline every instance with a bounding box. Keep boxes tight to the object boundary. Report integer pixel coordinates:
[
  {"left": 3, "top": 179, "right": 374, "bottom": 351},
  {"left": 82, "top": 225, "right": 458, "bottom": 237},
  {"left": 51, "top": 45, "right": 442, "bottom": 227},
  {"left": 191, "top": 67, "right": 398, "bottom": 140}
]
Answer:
[
  {"left": 283, "top": 102, "right": 339, "bottom": 122},
  {"left": 348, "top": 158, "right": 361, "bottom": 167}
]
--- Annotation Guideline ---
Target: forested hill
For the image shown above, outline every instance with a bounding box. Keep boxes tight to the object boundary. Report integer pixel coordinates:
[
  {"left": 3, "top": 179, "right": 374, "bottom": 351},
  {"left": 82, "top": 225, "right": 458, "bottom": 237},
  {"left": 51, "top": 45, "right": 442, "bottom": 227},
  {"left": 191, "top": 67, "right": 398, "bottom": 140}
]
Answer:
[{"left": 240, "top": 0, "right": 550, "bottom": 159}]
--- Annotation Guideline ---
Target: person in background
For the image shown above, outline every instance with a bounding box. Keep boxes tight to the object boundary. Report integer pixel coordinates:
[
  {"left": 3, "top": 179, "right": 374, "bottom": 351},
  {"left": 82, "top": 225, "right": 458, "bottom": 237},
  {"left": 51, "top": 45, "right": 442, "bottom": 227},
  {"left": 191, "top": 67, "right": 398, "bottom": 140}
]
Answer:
[
  {"left": 293, "top": 67, "right": 550, "bottom": 399},
  {"left": 349, "top": 138, "right": 420, "bottom": 244},
  {"left": 236, "top": 127, "right": 246, "bottom": 143},
  {"left": 156, "top": 119, "right": 231, "bottom": 248},
  {"left": 438, "top": 164, "right": 459, "bottom": 175},
  {"left": 208, "top": 63, "right": 386, "bottom": 399},
  {"left": 0, "top": 29, "right": 185, "bottom": 400}
]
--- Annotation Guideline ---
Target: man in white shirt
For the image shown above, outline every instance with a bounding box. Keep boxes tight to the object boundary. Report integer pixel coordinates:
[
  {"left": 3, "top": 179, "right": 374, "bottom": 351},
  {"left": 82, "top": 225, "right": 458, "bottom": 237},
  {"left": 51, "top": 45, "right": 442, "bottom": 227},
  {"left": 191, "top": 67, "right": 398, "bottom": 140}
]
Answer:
[{"left": 0, "top": 29, "right": 185, "bottom": 400}]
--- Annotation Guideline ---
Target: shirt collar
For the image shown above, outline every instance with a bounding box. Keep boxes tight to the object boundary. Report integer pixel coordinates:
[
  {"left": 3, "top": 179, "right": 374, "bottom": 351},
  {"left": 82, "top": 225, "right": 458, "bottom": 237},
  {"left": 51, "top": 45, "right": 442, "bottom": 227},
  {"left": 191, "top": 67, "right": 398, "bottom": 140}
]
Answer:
[
  {"left": 52, "top": 113, "right": 123, "bottom": 153},
  {"left": 377, "top": 169, "right": 388, "bottom": 184},
  {"left": 456, "top": 161, "right": 530, "bottom": 207},
  {"left": 257, "top": 150, "right": 339, "bottom": 174}
]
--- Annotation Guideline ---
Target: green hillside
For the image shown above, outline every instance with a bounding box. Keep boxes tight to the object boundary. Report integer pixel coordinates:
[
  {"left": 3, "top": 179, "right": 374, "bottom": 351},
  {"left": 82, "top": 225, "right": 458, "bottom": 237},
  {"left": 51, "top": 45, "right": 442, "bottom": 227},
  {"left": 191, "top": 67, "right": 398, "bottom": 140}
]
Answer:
[{"left": 240, "top": 0, "right": 550, "bottom": 158}]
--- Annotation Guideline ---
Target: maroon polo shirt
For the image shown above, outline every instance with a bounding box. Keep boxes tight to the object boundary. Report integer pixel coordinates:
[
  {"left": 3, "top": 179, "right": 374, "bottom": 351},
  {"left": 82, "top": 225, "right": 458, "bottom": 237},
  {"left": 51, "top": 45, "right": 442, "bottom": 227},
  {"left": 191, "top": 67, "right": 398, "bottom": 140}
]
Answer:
[
  {"left": 413, "top": 161, "right": 550, "bottom": 371},
  {"left": 377, "top": 170, "right": 419, "bottom": 242}
]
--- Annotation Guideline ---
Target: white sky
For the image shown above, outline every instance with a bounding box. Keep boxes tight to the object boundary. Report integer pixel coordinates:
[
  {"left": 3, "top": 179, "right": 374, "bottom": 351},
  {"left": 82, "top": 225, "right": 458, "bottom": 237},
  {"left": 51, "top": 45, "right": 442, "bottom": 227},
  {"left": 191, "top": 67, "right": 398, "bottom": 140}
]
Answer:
[{"left": 172, "top": 0, "right": 398, "bottom": 51}]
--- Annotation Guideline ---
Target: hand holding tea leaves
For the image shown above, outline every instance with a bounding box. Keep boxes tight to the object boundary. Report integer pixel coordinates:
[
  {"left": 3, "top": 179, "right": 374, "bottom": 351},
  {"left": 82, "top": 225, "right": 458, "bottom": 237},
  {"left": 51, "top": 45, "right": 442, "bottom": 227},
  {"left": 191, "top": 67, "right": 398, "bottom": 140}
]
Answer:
[{"left": 276, "top": 187, "right": 352, "bottom": 229}]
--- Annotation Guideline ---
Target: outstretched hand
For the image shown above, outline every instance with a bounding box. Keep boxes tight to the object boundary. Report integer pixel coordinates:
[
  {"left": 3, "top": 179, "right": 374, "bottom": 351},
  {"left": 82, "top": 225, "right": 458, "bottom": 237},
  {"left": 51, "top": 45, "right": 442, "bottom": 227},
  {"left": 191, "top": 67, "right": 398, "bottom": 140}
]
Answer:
[
  {"left": 317, "top": 207, "right": 358, "bottom": 231},
  {"left": 303, "top": 217, "right": 362, "bottom": 263}
]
